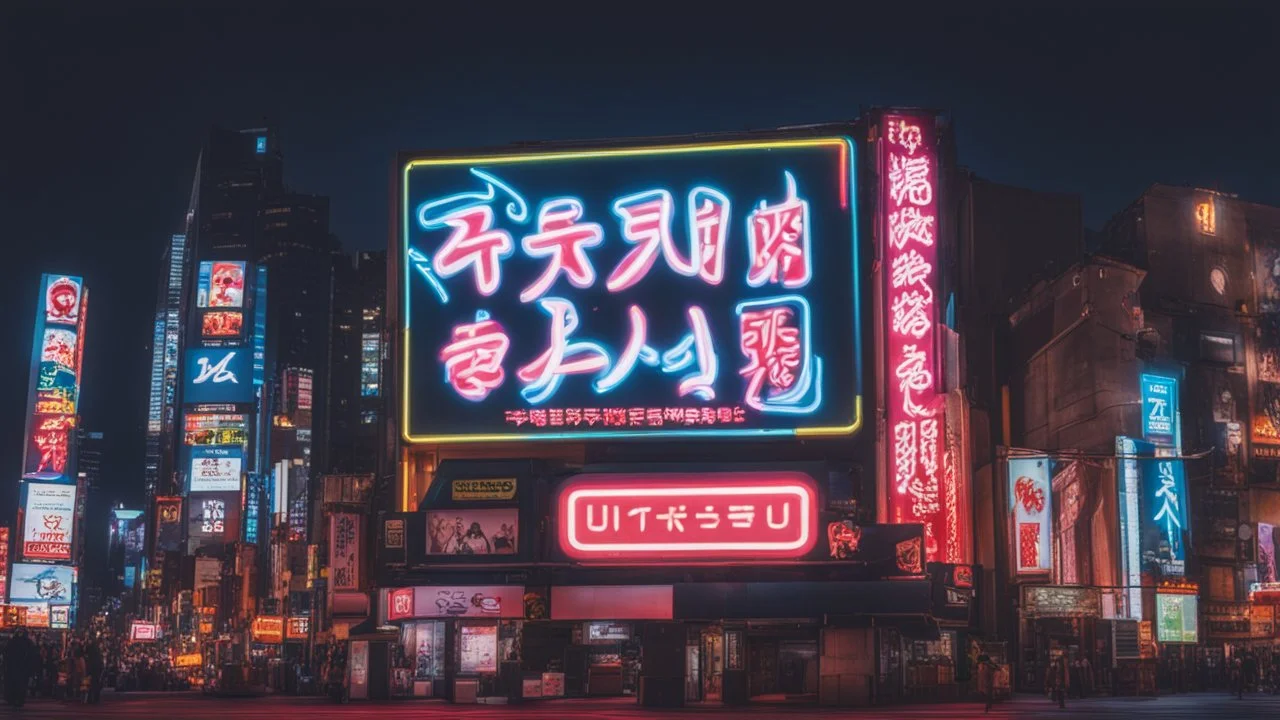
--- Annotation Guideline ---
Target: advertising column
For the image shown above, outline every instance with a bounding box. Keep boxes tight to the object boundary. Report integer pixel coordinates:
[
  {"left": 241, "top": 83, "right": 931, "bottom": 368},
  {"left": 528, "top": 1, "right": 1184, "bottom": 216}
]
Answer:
[
  {"left": 12, "top": 274, "right": 87, "bottom": 627},
  {"left": 879, "top": 112, "right": 968, "bottom": 564}
]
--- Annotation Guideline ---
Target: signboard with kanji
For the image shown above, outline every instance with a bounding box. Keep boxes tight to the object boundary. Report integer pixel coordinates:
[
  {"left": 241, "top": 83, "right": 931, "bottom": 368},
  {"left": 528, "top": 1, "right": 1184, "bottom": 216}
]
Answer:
[{"left": 400, "top": 136, "right": 862, "bottom": 442}]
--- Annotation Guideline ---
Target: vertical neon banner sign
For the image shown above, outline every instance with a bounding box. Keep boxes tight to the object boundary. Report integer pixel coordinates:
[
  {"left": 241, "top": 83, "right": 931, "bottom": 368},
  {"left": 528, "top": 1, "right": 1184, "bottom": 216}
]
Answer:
[{"left": 881, "top": 112, "right": 952, "bottom": 562}]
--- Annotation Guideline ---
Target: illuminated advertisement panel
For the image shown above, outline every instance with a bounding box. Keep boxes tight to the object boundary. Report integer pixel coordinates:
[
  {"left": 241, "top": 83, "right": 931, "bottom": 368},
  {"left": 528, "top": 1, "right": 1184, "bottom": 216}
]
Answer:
[
  {"left": 1139, "top": 458, "right": 1189, "bottom": 576},
  {"left": 0, "top": 527, "right": 9, "bottom": 601},
  {"left": 129, "top": 620, "right": 160, "bottom": 641},
  {"left": 251, "top": 616, "right": 284, "bottom": 644},
  {"left": 361, "top": 333, "right": 380, "bottom": 397},
  {"left": 1140, "top": 374, "right": 1178, "bottom": 447},
  {"left": 189, "top": 446, "right": 243, "bottom": 493},
  {"left": 186, "top": 492, "right": 241, "bottom": 553},
  {"left": 201, "top": 311, "right": 244, "bottom": 338},
  {"left": 1156, "top": 592, "right": 1199, "bottom": 643},
  {"left": 880, "top": 113, "right": 958, "bottom": 564},
  {"left": 44, "top": 276, "right": 82, "bottom": 325},
  {"left": 21, "top": 482, "right": 76, "bottom": 561},
  {"left": 557, "top": 472, "right": 817, "bottom": 562},
  {"left": 1007, "top": 457, "right": 1052, "bottom": 575},
  {"left": 427, "top": 509, "right": 517, "bottom": 556},
  {"left": 183, "top": 348, "right": 253, "bottom": 404},
  {"left": 401, "top": 136, "right": 862, "bottom": 442},
  {"left": 329, "top": 512, "right": 362, "bottom": 591},
  {"left": 154, "top": 496, "right": 183, "bottom": 552},
  {"left": 23, "top": 413, "right": 75, "bottom": 481},
  {"left": 8, "top": 563, "right": 73, "bottom": 604},
  {"left": 196, "top": 261, "right": 246, "bottom": 308},
  {"left": 183, "top": 413, "right": 247, "bottom": 446}
]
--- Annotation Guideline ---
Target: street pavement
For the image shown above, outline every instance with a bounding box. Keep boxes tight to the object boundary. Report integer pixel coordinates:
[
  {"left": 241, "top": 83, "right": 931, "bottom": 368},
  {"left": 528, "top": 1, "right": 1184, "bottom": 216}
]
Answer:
[{"left": 5, "top": 690, "right": 1280, "bottom": 718}]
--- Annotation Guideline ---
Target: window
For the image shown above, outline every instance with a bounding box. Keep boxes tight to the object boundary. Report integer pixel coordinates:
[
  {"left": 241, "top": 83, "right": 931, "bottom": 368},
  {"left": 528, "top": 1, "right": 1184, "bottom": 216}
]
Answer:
[
  {"left": 1199, "top": 332, "right": 1239, "bottom": 364},
  {"left": 1195, "top": 199, "right": 1216, "bottom": 235},
  {"left": 361, "top": 410, "right": 377, "bottom": 424}
]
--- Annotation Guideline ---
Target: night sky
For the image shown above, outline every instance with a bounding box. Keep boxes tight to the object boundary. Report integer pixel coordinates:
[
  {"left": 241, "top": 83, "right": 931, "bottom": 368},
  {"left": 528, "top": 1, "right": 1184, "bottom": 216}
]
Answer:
[{"left": 3, "top": 4, "right": 1277, "bottom": 517}]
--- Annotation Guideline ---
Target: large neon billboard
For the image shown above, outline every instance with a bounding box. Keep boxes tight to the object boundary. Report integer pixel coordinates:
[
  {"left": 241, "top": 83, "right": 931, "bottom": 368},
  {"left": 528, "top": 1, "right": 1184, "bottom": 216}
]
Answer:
[
  {"left": 401, "top": 137, "right": 862, "bottom": 442},
  {"left": 557, "top": 472, "right": 818, "bottom": 562},
  {"left": 880, "top": 113, "right": 961, "bottom": 563}
]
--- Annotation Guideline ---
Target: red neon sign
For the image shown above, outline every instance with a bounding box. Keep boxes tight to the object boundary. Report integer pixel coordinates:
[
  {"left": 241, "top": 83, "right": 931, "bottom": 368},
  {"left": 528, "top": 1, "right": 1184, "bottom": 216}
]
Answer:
[
  {"left": 558, "top": 472, "right": 817, "bottom": 562},
  {"left": 881, "top": 112, "right": 961, "bottom": 564}
]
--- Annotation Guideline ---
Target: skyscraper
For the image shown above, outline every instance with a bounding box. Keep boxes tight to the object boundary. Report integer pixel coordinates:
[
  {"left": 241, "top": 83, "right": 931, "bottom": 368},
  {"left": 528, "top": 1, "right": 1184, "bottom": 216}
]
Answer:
[
  {"left": 328, "top": 250, "right": 386, "bottom": 479},
  {"left": 143, "top": 123, "right": 341, "bottom": 638}
]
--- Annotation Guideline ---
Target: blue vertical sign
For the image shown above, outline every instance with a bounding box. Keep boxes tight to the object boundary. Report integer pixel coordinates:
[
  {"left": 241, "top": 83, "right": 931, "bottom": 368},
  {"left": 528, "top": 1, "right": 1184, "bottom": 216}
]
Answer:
[
  {"left": 1141, "top": 374, "right": 1178, "bottom": 447},
  {"left": 1139, "top": 457, "right": 1189, "bottom": 576}
]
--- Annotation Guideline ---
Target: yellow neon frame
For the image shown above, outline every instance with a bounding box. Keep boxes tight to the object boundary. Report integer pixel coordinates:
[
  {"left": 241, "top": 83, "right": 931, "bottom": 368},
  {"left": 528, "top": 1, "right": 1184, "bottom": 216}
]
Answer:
[{"left": 400, "top": 137, "right": 863, "bottom": 444}]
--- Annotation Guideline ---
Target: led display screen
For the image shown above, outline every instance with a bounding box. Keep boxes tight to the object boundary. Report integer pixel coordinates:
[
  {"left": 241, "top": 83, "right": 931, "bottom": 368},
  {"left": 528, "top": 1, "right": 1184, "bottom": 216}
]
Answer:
[
  {"left": 8, "top": 563, "right": 74, "bottom": 604},
  {"left": 183, "top": 348, "right": 253, "bottom": 404},
  {"left": 183, "top": 412, "right": 248, "bottom": 446},
  {"left": 201, "top": 311, "right": 244, "bottom": 338},
  {"left": 154, "top": 496, "right": 183, "bottom": 552},
  {"left": 1140, "top": 458, "right": 1189, "bottom": 576},
  {"left": 1141, "top": 374, "right": 1178, "bottom": 447},
  {"left": 186, "top": 492, "right": 241, "bottom": 553},
  {"left": 197, "top": 261, "right": 246, "bottom": 308},
  {"left": 1156, "top": 593, "right": 1199, "bottom": 643},
  {"left": 21, "top": 482, "right": 76, "bottom": 561},
  {"left": 189, "top": 446, "right": 243, "bottom": 493},
  {"left": 427, "top": 509, "right": 518, "bottom": 556},
  {"left": 401, "top": 136, "right": 862, "bottom": 442}
]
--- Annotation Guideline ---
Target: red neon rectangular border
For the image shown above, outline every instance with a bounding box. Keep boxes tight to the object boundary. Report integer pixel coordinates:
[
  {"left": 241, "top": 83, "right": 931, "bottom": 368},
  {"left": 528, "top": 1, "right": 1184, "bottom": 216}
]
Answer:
[{"left": 557, "top": 471, "right": 818, "bottom": 562}]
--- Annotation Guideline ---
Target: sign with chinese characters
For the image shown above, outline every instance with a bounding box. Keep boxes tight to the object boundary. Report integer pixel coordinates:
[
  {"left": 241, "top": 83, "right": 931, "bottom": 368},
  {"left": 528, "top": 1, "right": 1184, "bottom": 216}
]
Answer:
[
  {"left": 387, "top": 587, "right": 415, "bottom": 621},
  {"left": 329, "top": 512, "right": 362, "bottom": 591},
  {"left": 1007, "top": 457, "right": 1053, "bottom": 575},
  {"left": 1141, "top": 374, "right": 1178, "bottom": 447},
  {"left": 21, "top": 482, "right": 76, "bottom": 561},
  {"left": 1140, "top": 458, "right": 1188, "bottom": 576},
  {"left": 196, "top": 261, "right": 245, "bottom": 308},
  {"left": 403, "top": 585, "right": 525, "bottom": 619},
  {"left": 401, "top": 136, "right": 862, "bottom": 442},
  {"left": 1021, "top": 586, "right": 1102, "bottom": 618},
  {"left": 186, "top": 492, "right": 240, "bottom": 553},
  {"left": 286, "top": 616, "right": 310, "bottom": 640},
  {"left": 188, "top": 446, "right": 242, "bottom": 493},
  {"left": 252, "top": 616, "right": 284, "bottom": 644},
  {"left": 451, "top": 478, "right": 517, "bottom": 501},
  {"left": 184, "top": 348, "right": 253, "bottom": 404},
  {"left": 879, "top": 113, "right": 956, "bottom": 564},
  {"left": 557, "top": 472, "right": 817, "bottom": 562}
]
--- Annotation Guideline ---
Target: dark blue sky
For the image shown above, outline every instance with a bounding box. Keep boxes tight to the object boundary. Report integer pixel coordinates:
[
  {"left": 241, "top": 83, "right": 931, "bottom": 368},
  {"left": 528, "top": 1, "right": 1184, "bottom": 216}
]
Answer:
[{"left": 3, "top": 3, "right": 1277, "bottom": 511}]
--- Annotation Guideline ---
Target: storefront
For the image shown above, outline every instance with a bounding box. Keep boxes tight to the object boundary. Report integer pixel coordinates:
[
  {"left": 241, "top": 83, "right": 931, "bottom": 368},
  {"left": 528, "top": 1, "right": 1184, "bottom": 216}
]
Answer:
[
  {"left": 1016, "top": 586, "right": 1102, "bottom": 693},
  {"left": 380, "top": 584, "right": 525, "bottom": 700},
  {"left": 376, "top": 464, "right": 951, "bottom": 707}
]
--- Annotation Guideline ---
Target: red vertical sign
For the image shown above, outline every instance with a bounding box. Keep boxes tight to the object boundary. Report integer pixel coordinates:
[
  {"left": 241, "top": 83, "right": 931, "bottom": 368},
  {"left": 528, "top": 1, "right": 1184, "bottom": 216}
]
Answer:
[
  {"left": 882, "top": 112, "right": 957, "bottom": 562},
  {"left": 0, "top": 526, "right": 9, "bottom": 601}
]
